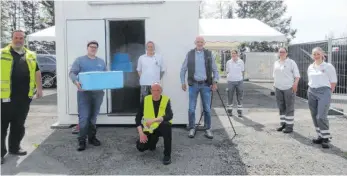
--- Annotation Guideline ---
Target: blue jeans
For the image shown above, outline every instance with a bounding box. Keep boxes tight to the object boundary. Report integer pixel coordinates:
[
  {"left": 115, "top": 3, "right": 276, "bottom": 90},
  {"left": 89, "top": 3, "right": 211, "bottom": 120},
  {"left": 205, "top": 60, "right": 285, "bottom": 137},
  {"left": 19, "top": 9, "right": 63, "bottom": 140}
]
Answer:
[
  {"left": 188, "top": 83, "right": 212, "bottom": 129},
  {"left": 77, "top": 91, "right": 104, "bottom": 141}
]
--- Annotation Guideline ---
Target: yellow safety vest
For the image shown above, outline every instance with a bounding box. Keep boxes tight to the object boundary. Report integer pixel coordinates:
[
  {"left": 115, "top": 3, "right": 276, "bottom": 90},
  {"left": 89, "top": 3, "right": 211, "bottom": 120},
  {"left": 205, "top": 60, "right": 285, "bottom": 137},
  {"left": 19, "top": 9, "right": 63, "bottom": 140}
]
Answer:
[
  {"left": 0, "top": 44, "right": 37, "bottom": 100},
  {"left": 143, "top": 95, "right": 172, "bottom": 134}
]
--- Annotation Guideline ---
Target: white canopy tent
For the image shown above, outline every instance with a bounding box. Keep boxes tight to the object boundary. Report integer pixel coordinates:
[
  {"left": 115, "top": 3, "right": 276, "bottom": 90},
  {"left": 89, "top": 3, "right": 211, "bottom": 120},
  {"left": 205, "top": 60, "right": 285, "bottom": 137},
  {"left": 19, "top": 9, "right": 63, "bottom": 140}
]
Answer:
[
  {"left": 199, "top": 18, "right": 287, "bottom": 50},
  {"left": 28, "top": 18, "right": 286, "bottom": 46},
  {"left": 27, "top": 26, "right": 55, "bottom": 42}
]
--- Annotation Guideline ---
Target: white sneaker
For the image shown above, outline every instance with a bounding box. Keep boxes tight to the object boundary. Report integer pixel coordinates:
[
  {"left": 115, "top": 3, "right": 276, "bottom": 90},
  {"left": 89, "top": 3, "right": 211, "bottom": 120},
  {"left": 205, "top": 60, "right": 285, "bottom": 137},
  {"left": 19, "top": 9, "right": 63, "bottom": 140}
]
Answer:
[
  {"left": 205, "top": 129, "right": 213, "bottom": 139},
  {"left": 188, "top": 129, "right": 195, "bottom": 138}
]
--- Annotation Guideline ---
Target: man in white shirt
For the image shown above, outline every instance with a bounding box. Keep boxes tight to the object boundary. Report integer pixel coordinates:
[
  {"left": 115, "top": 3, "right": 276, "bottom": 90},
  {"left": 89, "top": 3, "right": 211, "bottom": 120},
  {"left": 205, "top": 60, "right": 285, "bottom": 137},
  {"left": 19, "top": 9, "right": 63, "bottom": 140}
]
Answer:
[
  {"left": 226, "top": 50, "right": 245, "bottom": 117},
  {"left": 137, "top": 41, "right": 165, "bottom": 102}
]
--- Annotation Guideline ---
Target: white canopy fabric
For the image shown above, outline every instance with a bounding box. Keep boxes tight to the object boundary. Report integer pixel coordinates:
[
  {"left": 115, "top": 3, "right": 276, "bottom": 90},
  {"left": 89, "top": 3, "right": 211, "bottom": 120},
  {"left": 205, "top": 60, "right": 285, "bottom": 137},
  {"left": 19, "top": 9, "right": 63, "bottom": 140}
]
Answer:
[
  {"left": 199, "top": 18, "right": 287, "bottom": 49},
  {"left": 27, "top": 26, "right": 55, "bottom": 42}
]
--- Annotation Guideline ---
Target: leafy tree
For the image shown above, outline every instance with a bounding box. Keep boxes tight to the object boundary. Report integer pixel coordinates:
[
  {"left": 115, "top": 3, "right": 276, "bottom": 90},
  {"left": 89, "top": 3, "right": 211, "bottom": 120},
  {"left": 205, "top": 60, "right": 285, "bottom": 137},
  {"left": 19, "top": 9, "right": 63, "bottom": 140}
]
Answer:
[
  {"left": 1, "top": 1, "right": 11, "bottom": 47},
  {"left": 21, "top": 0, "right": 45, "bottom": 35},
  {"left": 40, "top": 0, "right": 55, "bottom": 26}
]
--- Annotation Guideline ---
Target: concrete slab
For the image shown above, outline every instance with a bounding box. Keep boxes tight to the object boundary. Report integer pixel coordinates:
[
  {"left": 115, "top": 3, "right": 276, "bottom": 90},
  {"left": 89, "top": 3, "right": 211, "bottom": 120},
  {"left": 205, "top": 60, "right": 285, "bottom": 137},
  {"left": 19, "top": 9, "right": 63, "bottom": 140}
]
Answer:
[{"left": 2, "top": 82, "right": 347, "bottom": 175}]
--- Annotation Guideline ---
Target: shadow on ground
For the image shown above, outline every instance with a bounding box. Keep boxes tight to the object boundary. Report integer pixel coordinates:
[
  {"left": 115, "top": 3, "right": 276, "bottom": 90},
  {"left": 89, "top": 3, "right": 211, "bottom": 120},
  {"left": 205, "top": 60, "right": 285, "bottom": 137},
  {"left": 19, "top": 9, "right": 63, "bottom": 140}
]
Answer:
[
  {"left": 290, "top": 131, "right": 347, "bottom": 160},
  {"left": 31, "top": 94, "right": 57, "bottom": 106}
]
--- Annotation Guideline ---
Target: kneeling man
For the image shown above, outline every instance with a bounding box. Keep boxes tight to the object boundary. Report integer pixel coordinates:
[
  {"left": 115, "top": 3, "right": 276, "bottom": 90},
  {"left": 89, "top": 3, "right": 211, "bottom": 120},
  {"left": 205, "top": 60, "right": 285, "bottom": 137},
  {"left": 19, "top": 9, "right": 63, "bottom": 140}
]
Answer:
[{"left": 135, "top": 82, "right": 173, "bottom": 165}]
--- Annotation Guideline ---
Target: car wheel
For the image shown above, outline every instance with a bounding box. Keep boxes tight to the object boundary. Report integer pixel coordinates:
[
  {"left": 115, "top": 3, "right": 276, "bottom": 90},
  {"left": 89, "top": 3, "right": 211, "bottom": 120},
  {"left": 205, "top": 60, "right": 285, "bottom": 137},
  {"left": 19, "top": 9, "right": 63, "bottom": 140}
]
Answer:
[{"left": 42, "top": 73, "right": 55, "bottom": 88}]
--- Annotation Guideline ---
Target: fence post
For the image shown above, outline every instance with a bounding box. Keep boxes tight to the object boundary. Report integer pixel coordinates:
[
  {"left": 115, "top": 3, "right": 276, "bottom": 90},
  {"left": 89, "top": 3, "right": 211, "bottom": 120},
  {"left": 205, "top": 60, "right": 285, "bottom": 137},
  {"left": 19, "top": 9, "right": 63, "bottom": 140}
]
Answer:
[{"left": 328, "top": 38, "right": 332, "bottom": 63}]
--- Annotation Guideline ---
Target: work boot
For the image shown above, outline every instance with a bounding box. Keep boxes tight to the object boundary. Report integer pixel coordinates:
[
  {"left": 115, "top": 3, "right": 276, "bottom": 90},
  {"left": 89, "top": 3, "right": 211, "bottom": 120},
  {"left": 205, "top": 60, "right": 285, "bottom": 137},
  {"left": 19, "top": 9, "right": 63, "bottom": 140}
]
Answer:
[
  {"left": 88, "top": 137, "right": 101, "bottom": 146},
  {"left": 9, "top": 148, "right": 27, "bottom": 156},
  {"left": 188, "top": 129, "right": 195, "bottom": 138},
  {"left": 205, "top": 129, "right": 213, "bottom": 139},
  {"left": 163, "top": 155, "right": 171, "bottom": 165},
  {"left": 312, "top": 137, "right": 323, "bottom": 144},
  {"left": 77, "top": 140, "right": 86, "bottom": 151},
  {"left": 321, "top": 139, "right": 330, "bottom": 149},
  {"left": 283, "top": 127, "right": 293, "bottom": 133},
  {"left": 276, "top": 124, "right": 286, "bottom": 132}
]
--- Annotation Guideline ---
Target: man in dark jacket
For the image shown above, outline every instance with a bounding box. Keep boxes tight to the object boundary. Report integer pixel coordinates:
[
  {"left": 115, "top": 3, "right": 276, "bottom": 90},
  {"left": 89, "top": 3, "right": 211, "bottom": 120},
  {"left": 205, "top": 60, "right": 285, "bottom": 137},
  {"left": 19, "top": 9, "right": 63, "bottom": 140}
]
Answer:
[{"left": 180, "top": 36, "right": 220, "bottom": 139}]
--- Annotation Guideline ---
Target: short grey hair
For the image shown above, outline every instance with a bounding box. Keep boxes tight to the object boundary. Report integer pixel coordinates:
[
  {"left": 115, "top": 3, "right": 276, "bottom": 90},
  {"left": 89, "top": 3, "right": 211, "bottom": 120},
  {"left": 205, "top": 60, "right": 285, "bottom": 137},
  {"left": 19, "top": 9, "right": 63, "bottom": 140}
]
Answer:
[
  {"left": 12, "top": 30, "right": 25, "bottom": 37},
  {"left": 146, "top": 41, "right": 155, "bottom": 49},
  {"left": 151, "top": 82, "right": 162, "bottom": 89}
]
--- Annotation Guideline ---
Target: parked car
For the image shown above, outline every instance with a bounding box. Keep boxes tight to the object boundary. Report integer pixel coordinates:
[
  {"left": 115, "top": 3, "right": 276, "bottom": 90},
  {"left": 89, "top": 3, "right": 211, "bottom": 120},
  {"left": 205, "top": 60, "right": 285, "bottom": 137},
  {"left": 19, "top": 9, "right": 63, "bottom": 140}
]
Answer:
[{"left": 36, "top": 54, "right": 57, "bottom": 88}]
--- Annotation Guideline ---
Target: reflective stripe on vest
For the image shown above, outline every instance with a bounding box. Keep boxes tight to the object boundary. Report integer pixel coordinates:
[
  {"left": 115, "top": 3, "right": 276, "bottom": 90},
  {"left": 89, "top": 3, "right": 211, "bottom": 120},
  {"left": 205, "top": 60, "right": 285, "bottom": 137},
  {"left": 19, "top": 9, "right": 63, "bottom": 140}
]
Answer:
[
  {"left": 142, "top": 95, "right": 172, "bottom": 134},
  {"left": 0, "top": 45, "right": 37, "bottom": 99}
]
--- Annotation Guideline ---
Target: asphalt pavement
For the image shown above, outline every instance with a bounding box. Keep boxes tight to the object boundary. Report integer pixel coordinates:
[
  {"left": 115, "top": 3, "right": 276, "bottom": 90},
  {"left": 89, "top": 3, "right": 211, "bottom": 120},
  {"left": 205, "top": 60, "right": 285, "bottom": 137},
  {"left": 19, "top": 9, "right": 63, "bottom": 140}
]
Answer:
[{"left": 1, "top": 82, "right": 347, "bottom": 175}]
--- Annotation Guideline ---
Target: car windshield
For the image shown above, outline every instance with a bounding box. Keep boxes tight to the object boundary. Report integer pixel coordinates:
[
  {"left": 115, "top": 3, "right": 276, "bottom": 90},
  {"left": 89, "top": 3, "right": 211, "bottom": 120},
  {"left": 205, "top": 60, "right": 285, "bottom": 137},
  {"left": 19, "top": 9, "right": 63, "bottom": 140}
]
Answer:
[{"left": 37, "top": 55, "right": 56, "bottom": 64}]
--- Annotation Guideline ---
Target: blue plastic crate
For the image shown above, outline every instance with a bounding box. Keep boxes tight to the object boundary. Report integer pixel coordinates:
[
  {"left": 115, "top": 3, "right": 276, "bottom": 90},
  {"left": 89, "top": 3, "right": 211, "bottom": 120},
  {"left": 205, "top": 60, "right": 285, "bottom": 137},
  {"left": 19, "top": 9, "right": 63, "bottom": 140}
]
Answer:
[{"left": 79, "top": 71, "right": 124, "bottom": 90}]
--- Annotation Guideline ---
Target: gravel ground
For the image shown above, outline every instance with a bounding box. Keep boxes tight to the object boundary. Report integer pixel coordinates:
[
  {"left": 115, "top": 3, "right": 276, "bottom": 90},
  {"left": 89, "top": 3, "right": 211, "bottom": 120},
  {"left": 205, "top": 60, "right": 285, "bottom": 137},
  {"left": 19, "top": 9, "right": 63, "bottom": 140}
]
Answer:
[{"left": 1, "top": 82, "right": 347, "bottom": 175}]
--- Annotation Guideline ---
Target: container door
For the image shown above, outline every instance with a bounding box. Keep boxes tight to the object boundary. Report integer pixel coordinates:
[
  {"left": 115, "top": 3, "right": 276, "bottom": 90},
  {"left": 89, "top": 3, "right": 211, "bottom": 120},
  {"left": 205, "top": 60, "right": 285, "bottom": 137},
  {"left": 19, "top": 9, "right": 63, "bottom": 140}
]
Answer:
[{"left": 66, "top": 19, "right": 107, "bottom": 114}]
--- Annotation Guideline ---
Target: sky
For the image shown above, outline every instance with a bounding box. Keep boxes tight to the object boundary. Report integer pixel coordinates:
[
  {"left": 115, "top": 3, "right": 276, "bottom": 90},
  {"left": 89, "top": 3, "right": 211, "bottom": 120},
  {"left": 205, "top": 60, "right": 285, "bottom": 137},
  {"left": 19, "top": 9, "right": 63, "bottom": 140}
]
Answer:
[
  {"left": 285, "top": 0, "right": 347, "bottom": 43},
  {"left": 202, "top": 0, "right": 347, "bottom": 44}
]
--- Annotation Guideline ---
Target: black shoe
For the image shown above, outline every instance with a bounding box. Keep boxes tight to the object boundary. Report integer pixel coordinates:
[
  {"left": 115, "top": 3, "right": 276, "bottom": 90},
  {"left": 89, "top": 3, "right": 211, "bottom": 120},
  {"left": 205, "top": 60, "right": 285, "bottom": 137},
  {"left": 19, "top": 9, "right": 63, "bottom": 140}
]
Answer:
[
  {"left": 77, "top": 140, "right": 86, "bottom": 151},
  {"left": 237, "top": 110, "right": 242, "bottom": 117},
  {"left": 321, "top": 139, "right": 330, "bottom": 149},
  {"left": 163, "top": 155, "right": 171, "bottom": 165},
  {"left": 283, "top": 127, "right": 293, "bottom": 133},
  {"left": 276, "top": 125, "right": 286, "bottom": 132},
  {"left": 312, "top": 137, "right": 323, "bottom": 144},
  {"left": 9, "top": 148, "right": 27, "bottom": 156},
  {"left": 149, "top": 146, "right": 156, "bottom": 151},
  {"left": 227, "top": 109, "right": 232, "bottom": 116},
  {"left": 88, "top": 137, "right": 101, "bottom": 146},
  {"left": 1, "top": 157, "right": 4, "bottom": 164}
]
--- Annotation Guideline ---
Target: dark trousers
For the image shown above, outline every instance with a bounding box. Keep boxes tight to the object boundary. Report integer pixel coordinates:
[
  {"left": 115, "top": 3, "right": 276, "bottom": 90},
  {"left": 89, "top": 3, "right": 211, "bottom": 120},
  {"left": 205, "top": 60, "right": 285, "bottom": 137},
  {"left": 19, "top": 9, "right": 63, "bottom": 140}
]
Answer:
[
  {"left": 77, "top": 91, "right": 104, "bottom": 141},
  {"left": 1, "top": 97, "right": 31, "bottom": 157},
  {"left": 140, "top": 85, "right": 151, "bottom": 103},
  {"left": 136, "top": 121, "right": 172, "bottom": 156}
]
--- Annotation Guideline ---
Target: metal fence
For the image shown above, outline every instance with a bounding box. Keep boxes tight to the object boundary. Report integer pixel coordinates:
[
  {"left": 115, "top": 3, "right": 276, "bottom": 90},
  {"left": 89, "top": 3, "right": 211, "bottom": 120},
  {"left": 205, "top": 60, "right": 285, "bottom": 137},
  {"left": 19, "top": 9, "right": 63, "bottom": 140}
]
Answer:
[
  {"left": 219, "top": 51, "right": 277, "bottom": 81},
  {"left": 244, "top": 52, "right": 277, "bottom": 81},
  {"left": 288, "top": 37, "right": 347, "bottom": 115}
]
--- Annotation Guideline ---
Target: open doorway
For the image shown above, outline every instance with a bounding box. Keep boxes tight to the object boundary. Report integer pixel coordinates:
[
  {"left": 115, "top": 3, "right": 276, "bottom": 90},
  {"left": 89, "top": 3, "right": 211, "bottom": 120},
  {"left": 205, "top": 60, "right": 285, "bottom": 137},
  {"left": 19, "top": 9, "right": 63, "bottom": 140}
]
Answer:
[{"left": 109, "top": 20, "right": 145, "bottom": 114}]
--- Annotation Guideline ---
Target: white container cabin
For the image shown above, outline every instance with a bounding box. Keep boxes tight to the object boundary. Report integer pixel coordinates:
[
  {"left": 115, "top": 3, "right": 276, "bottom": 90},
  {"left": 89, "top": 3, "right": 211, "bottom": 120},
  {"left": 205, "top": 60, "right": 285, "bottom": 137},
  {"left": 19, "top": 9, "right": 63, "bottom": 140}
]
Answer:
[{"left": 54, "top": 0, "right": 201, "bottom": 126}]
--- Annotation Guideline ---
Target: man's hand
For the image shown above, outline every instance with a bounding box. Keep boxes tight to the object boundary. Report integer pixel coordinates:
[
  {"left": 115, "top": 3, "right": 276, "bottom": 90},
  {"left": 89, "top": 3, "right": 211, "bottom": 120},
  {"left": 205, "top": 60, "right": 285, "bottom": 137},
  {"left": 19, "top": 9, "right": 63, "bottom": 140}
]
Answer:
[
  {"left": 36, "top": 88, "right": 43, "bottom": 99},
  {"left": 182, "top": 84, "right": 187, "bottom": 91},
  {"left": 211, "top": 83, "right": 217, "bottom": 91},
  {"left": 139, "top": 132, "right": 148, "bottom": 143},
  {"left": 292, "top": 83, "right": 298, "bottom": 93},
  {"left": 145, "top": 119, "right": 154, "bottom": 128},
  {"left": 74, "top": 81, "right": 83, "bottom": 91}
]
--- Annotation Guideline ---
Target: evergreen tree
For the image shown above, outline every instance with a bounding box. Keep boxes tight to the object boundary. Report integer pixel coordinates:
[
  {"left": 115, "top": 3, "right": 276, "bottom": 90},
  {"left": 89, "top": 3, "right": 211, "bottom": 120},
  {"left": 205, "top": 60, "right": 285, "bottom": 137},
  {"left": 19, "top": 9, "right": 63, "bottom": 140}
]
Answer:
[{"left": 235, "top": 0, "right": 297, "bottom": 51}]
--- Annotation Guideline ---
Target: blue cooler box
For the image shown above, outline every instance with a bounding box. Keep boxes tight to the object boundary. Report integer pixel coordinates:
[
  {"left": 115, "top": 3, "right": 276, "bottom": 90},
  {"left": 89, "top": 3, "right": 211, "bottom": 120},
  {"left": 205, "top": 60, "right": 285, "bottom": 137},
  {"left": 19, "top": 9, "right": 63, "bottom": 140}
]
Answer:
[{"left": 79, "top": 71, "right": 124, "bottom": 90}]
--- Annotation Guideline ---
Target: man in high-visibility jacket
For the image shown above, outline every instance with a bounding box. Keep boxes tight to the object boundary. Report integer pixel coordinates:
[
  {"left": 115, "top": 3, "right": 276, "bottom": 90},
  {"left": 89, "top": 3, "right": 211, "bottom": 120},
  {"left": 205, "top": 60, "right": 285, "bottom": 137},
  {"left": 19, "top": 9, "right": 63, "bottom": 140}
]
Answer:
[
  {"left": 135, "top": 82, "right": 173, "bottom": 165},
  {"left": 1, "top": 30, "right": 43, "bottom": 164}
]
